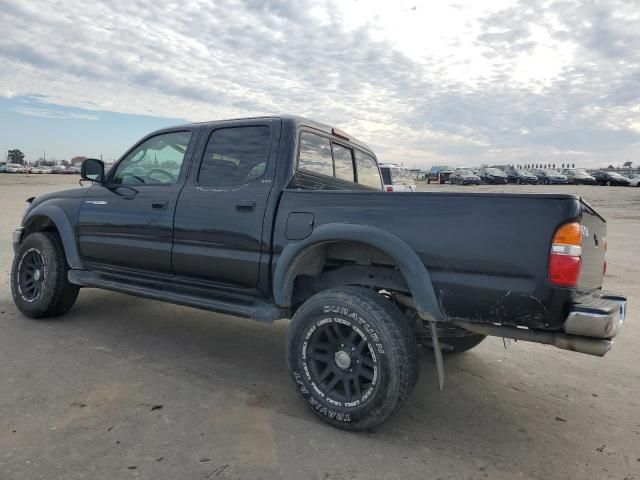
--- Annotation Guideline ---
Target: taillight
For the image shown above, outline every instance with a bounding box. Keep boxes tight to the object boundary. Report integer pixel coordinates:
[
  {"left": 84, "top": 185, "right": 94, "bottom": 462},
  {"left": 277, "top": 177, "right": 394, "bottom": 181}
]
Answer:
[
  {"left": 386, "top": 186, "right": 394, "bottom": 192},
  {"left": 549, "top": 222, "right": 582, "bottom": 287}
]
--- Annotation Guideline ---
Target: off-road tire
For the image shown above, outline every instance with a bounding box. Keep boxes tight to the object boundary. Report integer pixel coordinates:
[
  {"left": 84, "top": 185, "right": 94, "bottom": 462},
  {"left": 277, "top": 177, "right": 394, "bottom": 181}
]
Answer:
[
  {"left": 287, "top": 287, "right": 419, "bottom": 431},
  {"left": 11, "top": 232, "right": 79, "bottom": 318}
]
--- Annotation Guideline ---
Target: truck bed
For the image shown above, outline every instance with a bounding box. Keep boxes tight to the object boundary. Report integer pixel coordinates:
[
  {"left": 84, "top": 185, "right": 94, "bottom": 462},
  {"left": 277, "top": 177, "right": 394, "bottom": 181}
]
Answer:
[{"left": 273, "top": 190, "right": 605, "bottom": 331}]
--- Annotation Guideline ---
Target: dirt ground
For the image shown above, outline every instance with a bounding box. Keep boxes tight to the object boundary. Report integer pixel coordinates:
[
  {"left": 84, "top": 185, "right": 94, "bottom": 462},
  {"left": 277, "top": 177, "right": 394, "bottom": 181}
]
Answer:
[{"left": 0, "top": 174, "right": 638, "bottom": 480}]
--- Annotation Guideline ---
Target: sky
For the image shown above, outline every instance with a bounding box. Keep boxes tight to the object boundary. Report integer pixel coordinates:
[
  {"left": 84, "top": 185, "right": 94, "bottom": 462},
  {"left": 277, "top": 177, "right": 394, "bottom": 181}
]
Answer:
[{"left": 0, "top": 0, "right": 639, "bottom": 167}]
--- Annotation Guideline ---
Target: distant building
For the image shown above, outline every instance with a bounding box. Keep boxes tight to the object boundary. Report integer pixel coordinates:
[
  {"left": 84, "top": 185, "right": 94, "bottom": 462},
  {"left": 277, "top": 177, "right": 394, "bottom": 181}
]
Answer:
[{"left": 70, "top": 156, "right": 88, "bottom": 166}]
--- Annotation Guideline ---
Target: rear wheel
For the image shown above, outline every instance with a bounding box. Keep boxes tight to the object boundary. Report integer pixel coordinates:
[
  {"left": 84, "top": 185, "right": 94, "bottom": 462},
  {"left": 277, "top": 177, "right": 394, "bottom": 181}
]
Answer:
[
  {"left": 11, "top": 232, "right": 79, "bottom": 318},
  {"left": 287, "top": 287, "right": 418, "bottom": 431}
]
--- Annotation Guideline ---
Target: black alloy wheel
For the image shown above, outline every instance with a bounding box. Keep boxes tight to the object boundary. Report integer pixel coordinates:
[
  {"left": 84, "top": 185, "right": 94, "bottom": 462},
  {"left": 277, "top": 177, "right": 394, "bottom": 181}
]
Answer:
[
  {"left": 17, "top": 248, "right": 46, "bottom": 302},
  {"left": 305, "top": 320, "right": 377, "bottom": 406}
]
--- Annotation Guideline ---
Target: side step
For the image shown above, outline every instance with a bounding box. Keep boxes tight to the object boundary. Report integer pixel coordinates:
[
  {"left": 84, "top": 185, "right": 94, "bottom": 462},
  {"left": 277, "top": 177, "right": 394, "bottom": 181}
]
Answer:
[{"left": 68, "top": 270, "right": 287, "bottom": 323}]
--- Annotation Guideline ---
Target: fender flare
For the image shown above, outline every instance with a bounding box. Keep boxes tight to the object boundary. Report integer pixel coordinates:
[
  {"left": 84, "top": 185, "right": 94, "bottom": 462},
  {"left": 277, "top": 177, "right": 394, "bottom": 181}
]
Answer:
[
  {"left": 23, "top": 205, "right": 83, "bottom": 269},
  {"left": 273, "top": 223, "right": 444, "bottom": 322}
]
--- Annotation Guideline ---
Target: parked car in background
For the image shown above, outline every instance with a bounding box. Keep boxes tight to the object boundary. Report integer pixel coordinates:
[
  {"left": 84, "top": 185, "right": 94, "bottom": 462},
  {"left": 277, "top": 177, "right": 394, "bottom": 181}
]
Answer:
[
  {"left": 0, "top": 164, "right": 6, "bottom": 173},
  {"left": 450, "top": 169, "right": 481, "bottom": 185},
  {"left": 562, "top": 168, "right": 596, "bottom": 185},
  {"left": 593, "top": 171, "right": 630, "bottom": 186},
  {"left": 30, "top": 166, "right": 48, "bottom": 174},
  {"left": 532, "top": 169, "right": 568, "bottom": 185},
  {"left": 626, "top": 173, "right": 640, "bottom": 187},
  {"left": 379, "top": 163, "right": 416, "bottom": 192},
  {"left": 427, "top": 165, "right": 453, "bottom": 184},
  {"left": 5, "top": 163, "right": 27, "bottom": 173},
  {"left": 505, "top": 167, "right": 538, "bottom": 184},
  {"left": 478, "top": 167, "right": 508, "bottom": 184}
]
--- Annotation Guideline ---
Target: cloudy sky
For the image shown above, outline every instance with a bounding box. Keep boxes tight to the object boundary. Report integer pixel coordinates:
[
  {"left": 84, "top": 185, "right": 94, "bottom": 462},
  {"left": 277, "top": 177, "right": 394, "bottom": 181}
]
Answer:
[{"left": 1, "top": 0, "right": 639, "bottom": 167}]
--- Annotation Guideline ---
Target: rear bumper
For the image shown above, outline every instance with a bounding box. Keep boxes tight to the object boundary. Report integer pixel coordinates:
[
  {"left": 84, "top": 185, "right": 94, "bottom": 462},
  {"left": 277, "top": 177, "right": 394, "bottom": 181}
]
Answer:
[{"left": 564, "top": 292, "right": 626, "bottom": 339}]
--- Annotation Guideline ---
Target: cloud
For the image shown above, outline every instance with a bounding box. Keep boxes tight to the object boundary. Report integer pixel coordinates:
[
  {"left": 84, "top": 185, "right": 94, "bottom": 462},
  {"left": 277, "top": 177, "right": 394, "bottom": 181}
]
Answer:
[
  {"left": 13, "top": 106, "right": 99, "bottom": 121},
  {"left": 0, "top": 0, "right": 638, "bottom": 167}
]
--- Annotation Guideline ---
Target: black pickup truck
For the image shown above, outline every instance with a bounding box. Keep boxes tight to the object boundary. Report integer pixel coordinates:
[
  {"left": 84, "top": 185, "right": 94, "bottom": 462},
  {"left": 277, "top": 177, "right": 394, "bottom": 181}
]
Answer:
[{"left": 11, "top": 116, "right": 626, "bottom": 430}]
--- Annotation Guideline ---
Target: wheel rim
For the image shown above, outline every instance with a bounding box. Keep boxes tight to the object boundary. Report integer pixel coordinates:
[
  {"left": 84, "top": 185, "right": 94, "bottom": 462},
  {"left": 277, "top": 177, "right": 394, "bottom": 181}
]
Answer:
[
  {"left": 17, "top": 248, "right": 46, "bottom": 302},
  {"left": 303, "top": 320, "right": 378, "bottom": 407}
]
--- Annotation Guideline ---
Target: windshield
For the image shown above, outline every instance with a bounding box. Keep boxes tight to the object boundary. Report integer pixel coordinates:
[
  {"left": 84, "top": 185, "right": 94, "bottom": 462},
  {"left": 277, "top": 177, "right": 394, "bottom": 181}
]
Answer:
[
  {"left": 545, "top": 170, "right": 561, "bottom": 175},
  {"left": 486, "top": 168, "right": 504, "bottom": 174},
  {"left": 609, "top": 172, "right": 623, "bottom": 178},
  {"left": 390, "top": 167, "right": 415, "bottom": 184},
  {"left": 516, "top": 170, "right": 530, "bottom": 175},
  {"left": 457, "top": 170, "right": 473, "bottom": 176},
  {"left": 575, "top": 169, "right": 588, "bottom": 174}
]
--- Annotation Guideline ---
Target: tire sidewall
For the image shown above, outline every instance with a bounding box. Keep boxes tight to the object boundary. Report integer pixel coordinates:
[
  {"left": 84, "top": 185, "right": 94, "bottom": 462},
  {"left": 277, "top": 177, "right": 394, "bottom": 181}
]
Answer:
[
  {"left": 11, "top": 233, "right": 62, "bottom": 317},
  {"left": 287, "top": 297, "right": 399, "bottom": 429}
]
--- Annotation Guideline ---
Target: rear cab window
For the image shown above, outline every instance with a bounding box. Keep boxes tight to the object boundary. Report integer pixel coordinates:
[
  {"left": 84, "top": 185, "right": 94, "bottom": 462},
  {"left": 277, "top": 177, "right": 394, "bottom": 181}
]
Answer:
[{"left": 296, "top": 130, "right": 382, "bottom": 190}]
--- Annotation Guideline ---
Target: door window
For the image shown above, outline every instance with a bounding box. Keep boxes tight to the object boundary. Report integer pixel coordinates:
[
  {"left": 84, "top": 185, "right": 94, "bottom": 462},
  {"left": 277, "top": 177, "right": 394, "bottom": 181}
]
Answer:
[
  {"left": 198, "top": 126, "right": 272, "bottom": 187},
  {"left": 112, "top": 131, "right": 192, "bottom": 185}
]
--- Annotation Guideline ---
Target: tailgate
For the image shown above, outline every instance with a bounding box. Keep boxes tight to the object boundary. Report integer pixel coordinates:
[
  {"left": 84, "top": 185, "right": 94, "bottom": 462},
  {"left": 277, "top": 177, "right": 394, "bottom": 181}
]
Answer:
[{"left": 578, "top": 199, "right": 606, "bottom": 291}]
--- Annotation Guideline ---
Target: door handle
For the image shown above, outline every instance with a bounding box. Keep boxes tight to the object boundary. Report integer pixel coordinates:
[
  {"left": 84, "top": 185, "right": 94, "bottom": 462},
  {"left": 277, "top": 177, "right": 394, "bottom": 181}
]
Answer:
[
  {"left": 236, "top": 201, "right": 256, "bottom": 212},
  {"left": 152, "top": 201, "right": 168, "bottom": 210}
]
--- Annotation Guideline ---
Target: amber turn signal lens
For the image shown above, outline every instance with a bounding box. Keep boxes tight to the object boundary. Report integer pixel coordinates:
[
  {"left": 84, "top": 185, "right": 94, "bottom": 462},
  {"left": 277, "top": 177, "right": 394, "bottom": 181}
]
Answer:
[{"left": 553, "top": 222, "right": 582, "bottom": 246}]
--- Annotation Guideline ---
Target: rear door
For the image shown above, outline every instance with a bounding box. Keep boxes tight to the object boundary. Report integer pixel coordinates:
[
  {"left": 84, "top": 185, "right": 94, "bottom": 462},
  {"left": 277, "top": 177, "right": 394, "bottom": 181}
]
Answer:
[{"left": 172, "top": 119, "right": 281, "bottom": 288}]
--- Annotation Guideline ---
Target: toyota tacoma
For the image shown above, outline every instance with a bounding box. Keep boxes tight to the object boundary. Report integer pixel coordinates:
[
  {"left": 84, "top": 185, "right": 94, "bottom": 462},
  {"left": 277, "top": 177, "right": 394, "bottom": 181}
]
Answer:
[{"left": 11, "top": 116, "right": 627, "bottom": 430}]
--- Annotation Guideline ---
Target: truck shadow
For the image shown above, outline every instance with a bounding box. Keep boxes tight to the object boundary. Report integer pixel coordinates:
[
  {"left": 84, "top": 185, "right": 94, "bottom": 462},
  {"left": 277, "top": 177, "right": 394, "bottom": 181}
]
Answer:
[{"left": 56, "top": 290, "right": 606, "bottom": 476}]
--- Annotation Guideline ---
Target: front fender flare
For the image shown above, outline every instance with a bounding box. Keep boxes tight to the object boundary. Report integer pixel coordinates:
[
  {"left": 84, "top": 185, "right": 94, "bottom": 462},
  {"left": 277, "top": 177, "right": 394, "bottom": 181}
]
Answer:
[
  {"left": 22, "top": 205, "right": 83, "bottom": 269},
  {"left": 273, "top": 223, "right": 444, "bottom": 322}
]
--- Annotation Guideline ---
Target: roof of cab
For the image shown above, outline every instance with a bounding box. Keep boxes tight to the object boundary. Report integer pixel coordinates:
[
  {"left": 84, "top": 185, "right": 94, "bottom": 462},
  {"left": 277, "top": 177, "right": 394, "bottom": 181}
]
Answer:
[{"left": 174, "top": 115, "right": 375, "bottom": 154}]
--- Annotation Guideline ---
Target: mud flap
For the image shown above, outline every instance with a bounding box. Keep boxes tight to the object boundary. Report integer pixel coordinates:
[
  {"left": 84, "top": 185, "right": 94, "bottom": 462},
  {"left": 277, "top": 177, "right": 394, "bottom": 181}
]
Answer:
[{"left": 429, "top": 321, "right": 445, "bottom": 390}]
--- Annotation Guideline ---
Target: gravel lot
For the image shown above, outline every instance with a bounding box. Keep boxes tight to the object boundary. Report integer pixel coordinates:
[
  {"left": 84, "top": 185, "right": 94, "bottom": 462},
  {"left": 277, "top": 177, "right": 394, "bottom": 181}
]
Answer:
[{"left": 1, "top": 174, "right": 638, "bottom": 480}]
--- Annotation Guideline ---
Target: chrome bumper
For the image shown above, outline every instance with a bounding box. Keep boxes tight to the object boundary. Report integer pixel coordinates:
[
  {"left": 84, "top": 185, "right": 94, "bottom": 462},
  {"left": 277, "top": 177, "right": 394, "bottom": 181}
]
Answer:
[
  {"left": 564, "top": 293, "right": 626, "bottom": 339},
  {"left": 12, "top": 227, "right": 24, "bottom": 253}
]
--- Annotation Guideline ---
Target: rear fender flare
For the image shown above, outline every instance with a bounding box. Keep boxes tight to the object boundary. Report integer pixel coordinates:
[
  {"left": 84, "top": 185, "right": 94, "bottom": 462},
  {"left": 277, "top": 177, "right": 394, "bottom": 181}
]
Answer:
[
  {"left": 22, "top": 205, "right": 83, "bottom": 269},
  {"left": 273, "top": 223, "right": 444, "bottom": 322}
]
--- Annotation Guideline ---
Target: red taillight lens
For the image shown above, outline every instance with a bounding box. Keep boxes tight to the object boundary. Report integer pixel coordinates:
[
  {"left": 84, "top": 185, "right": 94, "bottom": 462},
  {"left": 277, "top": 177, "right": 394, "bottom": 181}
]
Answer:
[
  {"left": 549, "top": 222, "right": 582, "bottom": 287},
  {"left": 386, "top": 186, "right": 393, "bottom": 192},
  {"left": 549, "top": 254, "right": 581, "bottom": 286}
]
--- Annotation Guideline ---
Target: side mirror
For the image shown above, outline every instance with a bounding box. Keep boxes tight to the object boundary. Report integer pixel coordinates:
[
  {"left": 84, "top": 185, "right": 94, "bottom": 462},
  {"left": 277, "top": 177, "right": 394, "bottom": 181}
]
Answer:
[{"left": 81, "top": 158, "right": 105, "bottom": 183}]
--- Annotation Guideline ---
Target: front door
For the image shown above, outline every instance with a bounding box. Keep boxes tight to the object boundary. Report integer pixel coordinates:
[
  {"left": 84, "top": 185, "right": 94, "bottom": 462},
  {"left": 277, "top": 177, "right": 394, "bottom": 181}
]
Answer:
[
  {"left": 78, "top": 129, "right": 197, "bottom": 275},
  {"left": 172, "top": 120, "right": 280, "bottom": 288}
]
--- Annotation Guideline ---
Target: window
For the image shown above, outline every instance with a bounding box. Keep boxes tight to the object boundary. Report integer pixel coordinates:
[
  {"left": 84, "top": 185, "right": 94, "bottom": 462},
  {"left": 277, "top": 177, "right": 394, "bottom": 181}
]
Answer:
[
  {"left": 198, "top": 126, "right": 271, "bottom": 187},
  {"left": 112, "top": 131, "right": 192, "bottom": 185},
  {"left": 332, "top": 143, "right": 355, "bottom": 182},
  {"left": 355, "top": 150, "right": 382, "bottom": 189},
  {"left": 298, "top": 132, "right": 333, "bottom": 177},
  {"left": 380, "top": 167, "right": 392, "bottom": 185}
]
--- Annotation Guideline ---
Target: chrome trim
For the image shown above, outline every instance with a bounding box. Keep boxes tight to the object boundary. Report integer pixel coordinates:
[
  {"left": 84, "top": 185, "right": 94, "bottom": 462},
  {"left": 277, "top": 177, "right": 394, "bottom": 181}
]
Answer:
[{"left": 564, "top": 298, "right": 626, "bottom": 339}]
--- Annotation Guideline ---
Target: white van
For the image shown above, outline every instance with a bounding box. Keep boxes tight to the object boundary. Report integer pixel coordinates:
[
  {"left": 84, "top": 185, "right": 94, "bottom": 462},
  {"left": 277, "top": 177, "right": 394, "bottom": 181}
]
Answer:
[{"left": 379, "top": 163, "right": 416, "bottom": 192}]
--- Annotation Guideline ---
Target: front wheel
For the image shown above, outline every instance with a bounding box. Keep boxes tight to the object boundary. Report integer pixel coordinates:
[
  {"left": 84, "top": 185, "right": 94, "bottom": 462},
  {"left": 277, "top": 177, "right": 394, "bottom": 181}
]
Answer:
[
  {"left": 11, "top": 232, "right": 79, "bottom": 318},
  {"left": 287, "top": 287, "right": 418, "bottom": 431}
]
